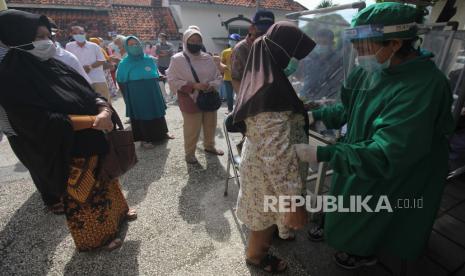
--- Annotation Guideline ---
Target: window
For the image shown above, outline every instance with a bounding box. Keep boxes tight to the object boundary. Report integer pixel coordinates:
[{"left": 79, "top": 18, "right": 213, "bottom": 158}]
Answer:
[{"left": 228, "top": 25, "right": 249, "bottom": 38}]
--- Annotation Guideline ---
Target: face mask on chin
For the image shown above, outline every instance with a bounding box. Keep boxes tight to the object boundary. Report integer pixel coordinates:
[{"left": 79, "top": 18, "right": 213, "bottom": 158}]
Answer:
[{"left": 10, "top": 39, "right": 57, "bottom": 61}]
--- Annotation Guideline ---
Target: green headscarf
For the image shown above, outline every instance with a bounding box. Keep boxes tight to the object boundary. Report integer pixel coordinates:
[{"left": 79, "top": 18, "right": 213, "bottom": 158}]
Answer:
[{"left": 116, "top": 36, "right": 159, "bottom": 83}]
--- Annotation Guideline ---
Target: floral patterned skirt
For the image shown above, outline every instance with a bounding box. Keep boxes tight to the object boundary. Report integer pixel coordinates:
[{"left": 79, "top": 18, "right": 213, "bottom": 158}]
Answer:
[
  {"left": 236, "top": 112, "right": 308, "bottom": 233},
  {"left": 64, "top": 156, "right": 129, "bottom": 251}
]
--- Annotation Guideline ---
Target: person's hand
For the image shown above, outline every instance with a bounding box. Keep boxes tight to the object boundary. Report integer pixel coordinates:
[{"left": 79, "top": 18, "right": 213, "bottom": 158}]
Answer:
[
  {"left": 284, "top": 205, "right": 307, "bottom": 230},
  {"left": 294, "top": 144, "right": 318, "bottom": 163},
  {"left": 110, "top": 56, "right": 121, "bottom": 64},
  {"left": 193, "top": 83, "right": 209, "bottom": 91},
  {"left": 83, "top": 65, "right": 92, "bottom": 73},
  {"left": 92, "top": 110, "right": 113, "bottom": 132},
  {"left": 213, "top": 55, "right": 221, "bottom": 64}
]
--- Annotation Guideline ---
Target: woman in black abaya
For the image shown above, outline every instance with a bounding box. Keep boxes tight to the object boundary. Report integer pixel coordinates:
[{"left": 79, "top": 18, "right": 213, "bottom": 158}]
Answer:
[{"left": 0, "top": 10, "right": 135, "bottom": 251}]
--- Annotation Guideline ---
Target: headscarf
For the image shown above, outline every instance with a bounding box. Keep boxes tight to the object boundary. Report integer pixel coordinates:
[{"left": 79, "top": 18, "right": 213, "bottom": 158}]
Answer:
[
  {"left": 0, "top": 9, "right": 108, "bottom": 197},
  {"left": 180, "top": 28, "right": 211, "bottom": 101},
  {"left": 233, "top": 21, "right": 315, "bottom": 133},
  {"left": 187, "top": 25, "right": 200, "bottom": 31},
  {"left": 90, "top": 37, "right": 110, "bottom": 61},
  {"left": 116, "top": 35, "right": 159, "bottom": 83}
]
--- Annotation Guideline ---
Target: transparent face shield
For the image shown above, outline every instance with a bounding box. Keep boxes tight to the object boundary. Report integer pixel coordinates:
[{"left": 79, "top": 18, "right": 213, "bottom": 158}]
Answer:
[
  {"left": 290, "top": 11, "right": 353, "bottom": 107},
  {"left": 342, "top": 24, "right": 393, "bottom": 91},
  {"left": 342, "top": 23, "right": 421, "bottom": 90}
]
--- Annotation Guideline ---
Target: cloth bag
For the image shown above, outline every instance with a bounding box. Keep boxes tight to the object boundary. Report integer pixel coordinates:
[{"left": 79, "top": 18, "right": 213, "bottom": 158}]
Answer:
[{"left": 97, "top": 108, "right": 138, "bottom": 182}]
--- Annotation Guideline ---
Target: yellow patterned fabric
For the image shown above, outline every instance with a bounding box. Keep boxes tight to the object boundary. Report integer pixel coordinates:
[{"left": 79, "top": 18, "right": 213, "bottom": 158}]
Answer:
[
  {"left": 64, "top": 156, "right": 129, "bottom": 251},
  {"left": 67, "top": 156, "right": 98, "bottom": 203}
]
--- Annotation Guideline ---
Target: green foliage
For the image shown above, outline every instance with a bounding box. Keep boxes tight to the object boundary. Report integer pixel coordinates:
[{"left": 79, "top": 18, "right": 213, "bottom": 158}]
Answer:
[{"left": 317, "top": 0, "right": 336, "bottom": 9}]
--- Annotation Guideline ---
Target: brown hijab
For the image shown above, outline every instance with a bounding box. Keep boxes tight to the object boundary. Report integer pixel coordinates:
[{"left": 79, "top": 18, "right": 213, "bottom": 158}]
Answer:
[{"left": 233, "top": 21, "right": 315, "bottom": 132}]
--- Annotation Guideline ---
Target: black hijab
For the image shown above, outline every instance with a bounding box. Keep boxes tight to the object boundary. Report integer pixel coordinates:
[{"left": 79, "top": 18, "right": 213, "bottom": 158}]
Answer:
[
  {"left": 0, "top": 10, "right": 108, "bottom": 198},
  {"left": 233, "top": 21, "right": 315, "bottom": 133}
]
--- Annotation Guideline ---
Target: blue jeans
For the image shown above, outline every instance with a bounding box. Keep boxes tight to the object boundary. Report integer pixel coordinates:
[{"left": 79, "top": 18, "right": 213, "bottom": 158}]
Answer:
[{"left": 223, "top": 80, "right": 234, "bottom": 112}]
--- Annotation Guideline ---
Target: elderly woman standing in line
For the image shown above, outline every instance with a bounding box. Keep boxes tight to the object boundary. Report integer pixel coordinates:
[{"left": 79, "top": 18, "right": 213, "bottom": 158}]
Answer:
[
  {"left": 232, "top": 22, "right": 315, "bottom": 273},
  {"left": 117, "top": 36, "right": 174, "bottom": 148},
  {"left": 0, "top": 10, "right": 136, "bottom": 251},
  {"left": 167, "top": 27, "right": 223, "bottom": 164}
]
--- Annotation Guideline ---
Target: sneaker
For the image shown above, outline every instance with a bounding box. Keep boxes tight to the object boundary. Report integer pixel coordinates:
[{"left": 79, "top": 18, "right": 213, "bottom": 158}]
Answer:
[
  {"left": 307, "top": 225, "right": 324, "bottom": 242},
  {"left": 333, "top": 251, "right": 378, "bottom": 270}
]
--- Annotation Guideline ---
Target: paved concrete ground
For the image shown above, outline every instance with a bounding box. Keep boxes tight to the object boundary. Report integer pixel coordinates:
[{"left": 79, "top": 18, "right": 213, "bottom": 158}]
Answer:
[{"left": 0, "top": 94, "right": 464, "bottom": 276}]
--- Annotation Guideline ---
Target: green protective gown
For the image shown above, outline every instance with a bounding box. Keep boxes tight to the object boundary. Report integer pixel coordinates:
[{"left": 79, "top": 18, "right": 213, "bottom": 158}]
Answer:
[{"left": 313, "top": 52, "right": 455, "bottom": 259}]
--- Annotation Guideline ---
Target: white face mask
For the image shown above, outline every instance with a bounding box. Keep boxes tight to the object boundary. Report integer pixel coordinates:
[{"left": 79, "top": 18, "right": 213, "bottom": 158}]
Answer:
[
  {"left": 356, "top": 47, "right": 393, "bottom": 73},
  {"left": 10, "top": 39, "right": 57, "bottom": 61},
  {"left": 73, "top": 34, "right": 87, "bottom": 43},
  {"left": 229, "top": 40, "right": 237, "bottom": 48}
]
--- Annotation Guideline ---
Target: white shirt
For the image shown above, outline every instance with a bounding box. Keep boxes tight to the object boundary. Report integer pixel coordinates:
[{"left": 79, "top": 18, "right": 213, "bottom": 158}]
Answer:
[
  {"left": 65, "top": 41, "right": 106, "bottom": 83},
  {"left": 53, "top": 44, "right": 92, "bottom": 84}
]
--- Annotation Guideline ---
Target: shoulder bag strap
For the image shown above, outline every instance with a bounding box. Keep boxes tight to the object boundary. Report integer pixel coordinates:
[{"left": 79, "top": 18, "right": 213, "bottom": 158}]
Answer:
[{"left": 183, "top": 53, "right": 201, "bottom": 83}]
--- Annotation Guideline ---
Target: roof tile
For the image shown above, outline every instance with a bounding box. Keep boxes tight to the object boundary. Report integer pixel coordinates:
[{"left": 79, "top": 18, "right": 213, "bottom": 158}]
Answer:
[{"left": 174, "top": 0, "right": 304, "bottom": 11}]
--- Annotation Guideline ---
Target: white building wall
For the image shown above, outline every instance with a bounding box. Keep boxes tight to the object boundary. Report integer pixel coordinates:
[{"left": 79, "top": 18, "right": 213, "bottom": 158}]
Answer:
[{"left": 170, "top": 3, "right": 294, "bottom": 54}]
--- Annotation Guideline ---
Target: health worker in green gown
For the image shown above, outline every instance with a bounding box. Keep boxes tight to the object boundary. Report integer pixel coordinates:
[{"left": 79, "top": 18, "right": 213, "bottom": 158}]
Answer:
[{"left": 295, "top": 2, "right": 455, "bottom": 270}]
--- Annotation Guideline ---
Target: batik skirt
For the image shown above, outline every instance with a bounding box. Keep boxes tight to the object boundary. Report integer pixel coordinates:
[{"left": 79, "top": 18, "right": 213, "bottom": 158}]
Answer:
[{"left": 64, "top": 156, "right": 129, "bottom": 251}]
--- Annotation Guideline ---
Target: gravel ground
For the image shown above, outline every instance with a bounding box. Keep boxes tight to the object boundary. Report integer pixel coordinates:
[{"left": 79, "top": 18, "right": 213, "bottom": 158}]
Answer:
[{"left": 0, "top": 91, "right": 388, "bottom": 276}]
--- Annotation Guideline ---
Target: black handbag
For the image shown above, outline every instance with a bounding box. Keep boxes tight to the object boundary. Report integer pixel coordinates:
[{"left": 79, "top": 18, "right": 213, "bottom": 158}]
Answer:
[
  {"left": 97, "top": 108, "right": 138, "bottom": 182},
  {"left": 183, "top": 53, "right": 222, "bottom": 112}
]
